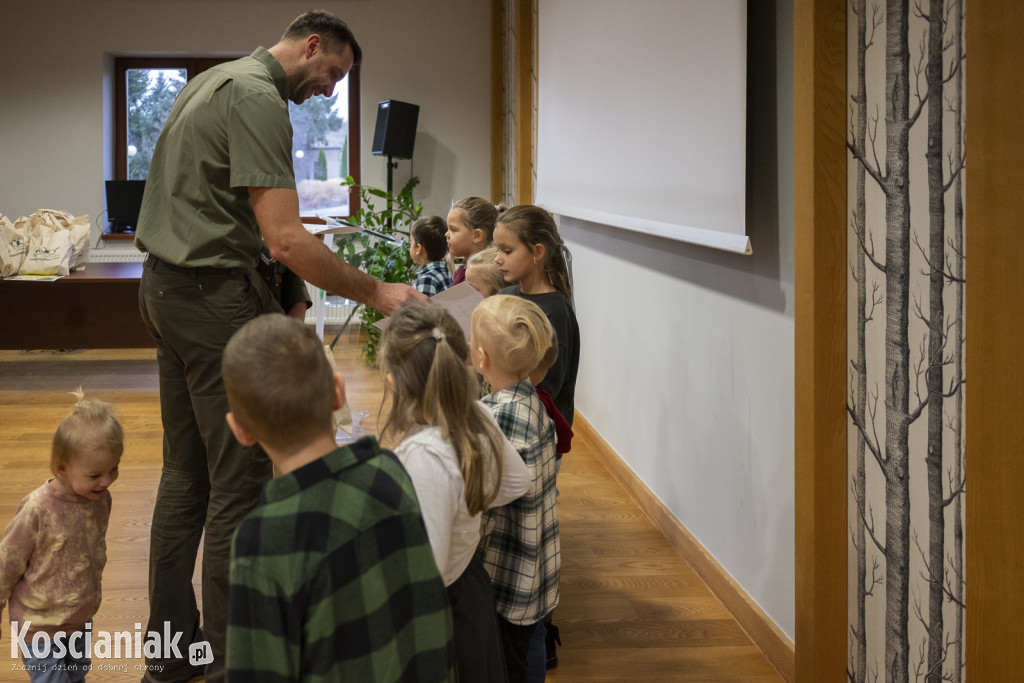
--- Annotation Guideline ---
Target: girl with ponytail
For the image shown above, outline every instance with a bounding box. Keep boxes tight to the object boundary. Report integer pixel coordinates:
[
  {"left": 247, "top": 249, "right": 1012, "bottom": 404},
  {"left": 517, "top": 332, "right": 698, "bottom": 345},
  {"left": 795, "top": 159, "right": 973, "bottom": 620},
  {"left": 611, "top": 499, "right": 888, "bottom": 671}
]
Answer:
[
  {"left": 379, "top": 301, "right": 528, "bottom": 682},
  {"left": 492, "top": 205, "right": 580, "bottom": 430}
]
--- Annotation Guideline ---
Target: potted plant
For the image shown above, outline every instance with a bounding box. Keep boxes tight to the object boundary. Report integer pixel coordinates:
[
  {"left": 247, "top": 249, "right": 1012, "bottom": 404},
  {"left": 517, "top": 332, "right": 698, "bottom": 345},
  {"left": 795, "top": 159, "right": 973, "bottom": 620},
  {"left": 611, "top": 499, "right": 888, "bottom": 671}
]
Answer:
[{"left": 333, "top": 175, "right": 422, "bottom": 364}]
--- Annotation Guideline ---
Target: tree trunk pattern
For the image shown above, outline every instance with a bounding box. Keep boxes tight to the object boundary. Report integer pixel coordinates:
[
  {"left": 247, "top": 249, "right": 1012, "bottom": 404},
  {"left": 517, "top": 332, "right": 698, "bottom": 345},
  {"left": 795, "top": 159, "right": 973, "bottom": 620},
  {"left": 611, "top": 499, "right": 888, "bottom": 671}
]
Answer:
[
  {"left": 851, "top": 2, "right": 872, "bottom": 681},
  {"left": 882, "top": 2, "right": 913, "bottom": 679},
  {"left": 847, "top": 0, "right": 966, "bottom": 681},
  {"left": 924, "top": 2, "right": 946, "bottom": 680}
]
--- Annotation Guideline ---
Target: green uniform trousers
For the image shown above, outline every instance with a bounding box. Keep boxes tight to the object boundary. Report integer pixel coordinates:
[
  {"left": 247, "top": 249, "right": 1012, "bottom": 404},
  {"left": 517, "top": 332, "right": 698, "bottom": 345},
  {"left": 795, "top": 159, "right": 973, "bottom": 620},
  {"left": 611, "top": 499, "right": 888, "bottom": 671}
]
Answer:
[{"left": 138, "top": 255, "right": 278, "bottom": 683}]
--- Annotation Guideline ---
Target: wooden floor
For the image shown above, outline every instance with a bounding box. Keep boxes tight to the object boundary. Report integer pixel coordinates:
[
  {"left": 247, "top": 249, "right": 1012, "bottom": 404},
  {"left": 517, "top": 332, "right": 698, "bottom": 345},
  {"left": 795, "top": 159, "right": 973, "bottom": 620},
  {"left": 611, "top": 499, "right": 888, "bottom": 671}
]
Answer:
[{"left": 0, "top": 330, "right": 781, "bottom": 682}]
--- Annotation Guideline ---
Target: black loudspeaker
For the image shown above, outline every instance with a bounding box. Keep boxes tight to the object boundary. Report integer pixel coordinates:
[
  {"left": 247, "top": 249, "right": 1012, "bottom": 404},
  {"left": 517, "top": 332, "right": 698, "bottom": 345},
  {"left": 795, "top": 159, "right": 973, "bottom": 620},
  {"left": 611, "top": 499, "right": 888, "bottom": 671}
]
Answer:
[{"left": 371, "top": 100, "right": 419, "bottom": 159}]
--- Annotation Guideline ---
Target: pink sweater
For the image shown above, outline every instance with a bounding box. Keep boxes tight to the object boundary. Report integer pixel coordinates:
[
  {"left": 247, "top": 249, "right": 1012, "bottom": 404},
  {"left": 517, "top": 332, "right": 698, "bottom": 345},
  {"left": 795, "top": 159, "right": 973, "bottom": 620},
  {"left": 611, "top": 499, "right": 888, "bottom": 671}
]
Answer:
[{"left": 0, "top": 480, "right": 111, "bottom": 636}]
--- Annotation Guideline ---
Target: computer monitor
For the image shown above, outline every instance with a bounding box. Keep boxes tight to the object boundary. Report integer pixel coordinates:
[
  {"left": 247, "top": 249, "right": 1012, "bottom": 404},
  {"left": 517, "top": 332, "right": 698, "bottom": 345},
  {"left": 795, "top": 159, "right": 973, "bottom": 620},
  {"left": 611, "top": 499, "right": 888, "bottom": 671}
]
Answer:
[{"left": 105, "top": 180, "right": 146, "bottom": 233}]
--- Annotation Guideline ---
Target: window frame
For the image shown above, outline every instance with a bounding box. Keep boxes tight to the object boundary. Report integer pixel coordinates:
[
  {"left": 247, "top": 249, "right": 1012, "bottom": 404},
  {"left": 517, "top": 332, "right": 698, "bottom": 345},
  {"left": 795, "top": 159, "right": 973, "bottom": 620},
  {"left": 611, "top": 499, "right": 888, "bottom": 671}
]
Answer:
[{"left": 113, "top": 56, "right": 361, "bottom": 218}]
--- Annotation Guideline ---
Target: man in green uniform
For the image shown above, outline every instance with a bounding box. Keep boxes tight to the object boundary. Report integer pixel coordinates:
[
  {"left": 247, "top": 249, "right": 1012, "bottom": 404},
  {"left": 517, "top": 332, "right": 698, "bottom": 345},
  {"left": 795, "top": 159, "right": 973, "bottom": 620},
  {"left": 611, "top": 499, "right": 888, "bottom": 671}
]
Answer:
[{"left": 133, "top": 11, "right": 424, "bottom": 682}]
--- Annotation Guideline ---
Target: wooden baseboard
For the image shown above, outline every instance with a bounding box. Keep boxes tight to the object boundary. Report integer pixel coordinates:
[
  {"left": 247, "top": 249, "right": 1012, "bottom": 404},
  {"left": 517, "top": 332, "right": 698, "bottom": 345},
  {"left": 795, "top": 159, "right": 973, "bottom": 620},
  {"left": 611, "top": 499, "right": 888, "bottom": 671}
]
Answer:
[{"left": 574, "top": 414, "right": 796, "bottom": 682}]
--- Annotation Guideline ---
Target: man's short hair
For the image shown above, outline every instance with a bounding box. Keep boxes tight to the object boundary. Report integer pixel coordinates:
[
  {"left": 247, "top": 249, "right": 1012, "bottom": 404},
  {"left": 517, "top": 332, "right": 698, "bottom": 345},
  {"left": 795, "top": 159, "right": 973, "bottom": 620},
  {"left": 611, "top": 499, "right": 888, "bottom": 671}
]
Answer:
[
  {"left": 411, "top": 216, "right": 449, "bottom": 262},
  {"left": 282, "top": 10, "right": 363, "bottom": 64},
  {"left": 223, "top": 314, "right": 336, "bottom": 451}
]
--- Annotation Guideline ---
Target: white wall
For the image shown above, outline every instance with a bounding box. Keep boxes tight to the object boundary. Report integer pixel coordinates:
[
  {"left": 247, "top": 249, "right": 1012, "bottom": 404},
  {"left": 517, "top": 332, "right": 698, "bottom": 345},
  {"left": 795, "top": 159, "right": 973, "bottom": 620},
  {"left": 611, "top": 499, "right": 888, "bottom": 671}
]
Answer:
[
  {"left": 0, "top": 0, "right": 492, "bottom": 247},
  {"left": 561, "top": 0, "right": 795, "bottom": 638}
]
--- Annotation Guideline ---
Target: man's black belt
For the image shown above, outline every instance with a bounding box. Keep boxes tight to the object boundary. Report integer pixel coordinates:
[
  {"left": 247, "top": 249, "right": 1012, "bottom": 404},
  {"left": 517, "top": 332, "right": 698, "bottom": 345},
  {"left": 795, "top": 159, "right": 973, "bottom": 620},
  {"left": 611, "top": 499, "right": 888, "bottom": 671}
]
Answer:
[{"left": 145, "top": 254, "right": 249, "bottom": 278}]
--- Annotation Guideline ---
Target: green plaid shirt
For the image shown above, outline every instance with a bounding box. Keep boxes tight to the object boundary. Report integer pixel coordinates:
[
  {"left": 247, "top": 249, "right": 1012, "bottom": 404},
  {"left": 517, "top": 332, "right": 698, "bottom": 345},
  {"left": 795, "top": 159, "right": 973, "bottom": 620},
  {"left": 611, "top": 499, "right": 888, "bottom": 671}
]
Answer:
[
  {"left": 479, "top": 381, "right": 560, "bottom": 625},
  {"left": 227, "top": 436, "right": 454, "bottom": 682}
]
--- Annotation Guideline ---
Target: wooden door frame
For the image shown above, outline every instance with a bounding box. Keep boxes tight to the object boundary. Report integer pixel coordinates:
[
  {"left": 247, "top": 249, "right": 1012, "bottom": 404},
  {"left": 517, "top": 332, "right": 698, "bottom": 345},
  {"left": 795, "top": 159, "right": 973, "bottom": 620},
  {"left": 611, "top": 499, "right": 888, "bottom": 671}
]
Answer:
[
  {"left": 490, "top": 0, "right": 535, "bottom": 205},
  {"left": 491, "top": 0, "right": 504, "bottom": 202},
  {"left": 794, "top": 1, "right": 847, "bottom": 680},
  {"left": 795, "top": 0, "right": 1024, "bottom": 679},
  {"left": 963, "top": 2, "right": 1024, "bottom": 679}
]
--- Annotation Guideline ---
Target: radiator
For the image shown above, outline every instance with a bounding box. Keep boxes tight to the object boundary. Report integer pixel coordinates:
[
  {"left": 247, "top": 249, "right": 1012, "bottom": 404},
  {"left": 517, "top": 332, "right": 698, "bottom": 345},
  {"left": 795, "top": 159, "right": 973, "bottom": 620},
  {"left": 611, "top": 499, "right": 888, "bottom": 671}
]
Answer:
[
  {"left": 306, "top": 305, "right": 360, "bottom": 326},
  {"left": 88, "top": 250, "right": 146, "bottom": 263},
  {"left": 306, "top": 288, "right": 360, "bottom": 326}
]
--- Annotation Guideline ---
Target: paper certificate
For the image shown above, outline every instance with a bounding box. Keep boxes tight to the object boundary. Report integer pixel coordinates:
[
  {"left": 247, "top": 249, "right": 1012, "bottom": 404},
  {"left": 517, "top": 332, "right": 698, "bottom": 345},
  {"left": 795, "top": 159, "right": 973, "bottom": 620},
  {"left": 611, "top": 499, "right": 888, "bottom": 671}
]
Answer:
[{"left": 374, "top": 282, "right": 483, "bottom": 342}]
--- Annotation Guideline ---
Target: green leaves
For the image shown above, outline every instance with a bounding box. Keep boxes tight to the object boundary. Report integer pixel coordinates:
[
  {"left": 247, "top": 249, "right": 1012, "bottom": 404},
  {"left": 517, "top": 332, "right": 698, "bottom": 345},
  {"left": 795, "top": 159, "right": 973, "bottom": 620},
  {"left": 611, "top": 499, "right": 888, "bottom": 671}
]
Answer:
[{"left": 333, "top": 176, "right": 423, "bottom": 364}]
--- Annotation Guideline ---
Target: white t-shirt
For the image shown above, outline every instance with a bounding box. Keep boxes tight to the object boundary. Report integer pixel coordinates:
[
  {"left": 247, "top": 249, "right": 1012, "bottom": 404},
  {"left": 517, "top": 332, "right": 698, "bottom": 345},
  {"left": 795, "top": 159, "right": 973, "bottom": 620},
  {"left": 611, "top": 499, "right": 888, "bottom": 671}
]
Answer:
[{"left": 394, "top": 404, "right": 529, "bottom": 585}]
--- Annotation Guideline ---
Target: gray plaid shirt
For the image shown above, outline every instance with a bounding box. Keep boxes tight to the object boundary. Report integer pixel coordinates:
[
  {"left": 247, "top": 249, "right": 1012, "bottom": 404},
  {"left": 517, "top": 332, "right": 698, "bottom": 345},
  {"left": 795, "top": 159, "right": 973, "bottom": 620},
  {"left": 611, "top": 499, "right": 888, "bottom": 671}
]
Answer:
[
  {"left": 479, "top": 381, "right": 560, "bottom": 625},
  {"left": 414, "top": 260, "right": 452, "bottom": 296}
]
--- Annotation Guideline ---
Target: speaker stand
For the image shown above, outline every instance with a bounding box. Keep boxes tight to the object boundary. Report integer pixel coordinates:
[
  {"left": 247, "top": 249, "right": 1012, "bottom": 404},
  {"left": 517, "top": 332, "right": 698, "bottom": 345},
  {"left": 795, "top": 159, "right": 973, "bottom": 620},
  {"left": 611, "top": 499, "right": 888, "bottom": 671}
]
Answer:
[{"left": 386, "top": 155, "right": 398, "bottom": 231}]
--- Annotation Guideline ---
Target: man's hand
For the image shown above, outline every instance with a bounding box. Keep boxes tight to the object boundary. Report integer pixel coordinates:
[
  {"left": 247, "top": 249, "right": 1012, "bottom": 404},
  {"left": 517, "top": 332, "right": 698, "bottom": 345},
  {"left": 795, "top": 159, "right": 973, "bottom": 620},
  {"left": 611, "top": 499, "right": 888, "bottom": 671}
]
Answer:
[
  {"left": 250, "top": 188, "right": 432, "bottom": 316},
  {"left": 371, "top": 282, "right": 428, "bottom": 317}
]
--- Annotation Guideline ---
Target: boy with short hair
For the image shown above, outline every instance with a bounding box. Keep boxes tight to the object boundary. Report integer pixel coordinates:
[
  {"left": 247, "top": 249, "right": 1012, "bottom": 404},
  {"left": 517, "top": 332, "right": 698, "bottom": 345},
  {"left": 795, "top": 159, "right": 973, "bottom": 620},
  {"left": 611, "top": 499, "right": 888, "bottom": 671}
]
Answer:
[
  {"left": 410, "top": 216, "right": 452, "bottom": 296},
  {"left": 222, "top": 314, "right": 454, "bottom": 682}
]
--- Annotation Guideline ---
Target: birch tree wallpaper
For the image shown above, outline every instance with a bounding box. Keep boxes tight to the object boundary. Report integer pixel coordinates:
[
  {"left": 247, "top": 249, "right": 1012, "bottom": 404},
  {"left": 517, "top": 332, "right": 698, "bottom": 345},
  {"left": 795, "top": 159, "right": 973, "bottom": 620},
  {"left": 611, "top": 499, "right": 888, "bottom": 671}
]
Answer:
[{"left": 846, "top": 1, "right": 965, "bottom": 682}]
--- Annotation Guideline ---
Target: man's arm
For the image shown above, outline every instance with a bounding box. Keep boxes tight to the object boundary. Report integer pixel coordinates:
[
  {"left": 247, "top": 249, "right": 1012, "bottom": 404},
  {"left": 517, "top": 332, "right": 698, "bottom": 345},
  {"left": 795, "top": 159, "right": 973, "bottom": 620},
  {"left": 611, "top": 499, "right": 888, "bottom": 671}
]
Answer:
[{"left": 250, "top": 187, "right": 426, "bottom": 316}]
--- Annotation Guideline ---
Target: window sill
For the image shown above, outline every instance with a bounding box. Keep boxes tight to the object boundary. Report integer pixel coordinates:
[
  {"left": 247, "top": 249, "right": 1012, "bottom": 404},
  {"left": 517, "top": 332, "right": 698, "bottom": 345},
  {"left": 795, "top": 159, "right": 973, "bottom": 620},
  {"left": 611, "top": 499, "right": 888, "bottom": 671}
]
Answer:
[{"left": 101, "top": 233, "right": 136, "bottom": 241}]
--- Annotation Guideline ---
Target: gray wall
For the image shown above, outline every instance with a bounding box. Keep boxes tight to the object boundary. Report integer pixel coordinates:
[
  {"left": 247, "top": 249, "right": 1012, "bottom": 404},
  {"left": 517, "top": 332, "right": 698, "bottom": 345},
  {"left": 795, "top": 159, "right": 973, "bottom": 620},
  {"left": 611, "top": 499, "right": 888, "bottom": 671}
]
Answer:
[
  {"left": 560, "top": 0, "right": 795, "bottom": 637},
  {"left": 0, "top": 0, "right": 492, "bottom": 247}
]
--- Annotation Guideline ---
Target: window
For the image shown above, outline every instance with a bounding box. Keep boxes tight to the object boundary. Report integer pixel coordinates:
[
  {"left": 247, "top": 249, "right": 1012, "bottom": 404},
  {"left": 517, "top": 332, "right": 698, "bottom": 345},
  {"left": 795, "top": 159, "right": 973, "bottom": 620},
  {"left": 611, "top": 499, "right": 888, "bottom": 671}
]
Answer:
[
  {"left": 113, "top": 57, "right": 360, "bottom": 217},
  {"left": 288, "top": 73, "right": 359, "bottom": 216}
]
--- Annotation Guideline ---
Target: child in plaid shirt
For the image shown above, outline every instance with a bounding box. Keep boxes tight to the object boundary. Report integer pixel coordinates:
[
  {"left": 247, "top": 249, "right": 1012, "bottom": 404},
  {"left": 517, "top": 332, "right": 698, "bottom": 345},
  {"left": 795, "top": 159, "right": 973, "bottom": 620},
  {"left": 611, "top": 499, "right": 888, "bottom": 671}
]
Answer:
[
  {"left": 410, "top": 216, "right": 452, "bottom": 296},
  {"left": 222, "top": 314, "right": 454, "bottom": 682},
  {"left": 470, "top": 295, "right": 560, "bottom": 683}
]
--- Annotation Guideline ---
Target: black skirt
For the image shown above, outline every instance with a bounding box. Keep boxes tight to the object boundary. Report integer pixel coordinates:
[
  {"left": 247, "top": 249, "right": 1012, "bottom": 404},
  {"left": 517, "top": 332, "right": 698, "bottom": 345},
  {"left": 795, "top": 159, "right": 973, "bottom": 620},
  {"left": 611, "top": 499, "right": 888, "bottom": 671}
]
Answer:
[{"left": 447, "top": 554, "right": 509, "bottom": 682}]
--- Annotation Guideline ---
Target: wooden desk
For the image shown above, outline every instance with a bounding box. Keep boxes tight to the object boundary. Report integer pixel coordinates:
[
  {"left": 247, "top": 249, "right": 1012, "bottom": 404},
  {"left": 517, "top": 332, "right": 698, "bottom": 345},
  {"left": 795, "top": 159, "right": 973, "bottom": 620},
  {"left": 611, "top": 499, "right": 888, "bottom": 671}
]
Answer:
[{"left": 0, "top": 262, "right": 154, "bottom": 349}]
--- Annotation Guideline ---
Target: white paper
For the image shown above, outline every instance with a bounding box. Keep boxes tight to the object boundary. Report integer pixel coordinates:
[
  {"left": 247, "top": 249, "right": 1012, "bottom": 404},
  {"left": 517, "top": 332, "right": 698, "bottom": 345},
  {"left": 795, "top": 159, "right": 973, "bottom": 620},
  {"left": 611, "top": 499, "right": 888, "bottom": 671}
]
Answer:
[
  {"left": 303, "top": 221, "right": 361, "bottom": 236},
  {"left": 374, "top": 282, "right": 483, "bottom": 343},
  {"left": 3, "top": 274, "right": 65, "bottom": 282}
]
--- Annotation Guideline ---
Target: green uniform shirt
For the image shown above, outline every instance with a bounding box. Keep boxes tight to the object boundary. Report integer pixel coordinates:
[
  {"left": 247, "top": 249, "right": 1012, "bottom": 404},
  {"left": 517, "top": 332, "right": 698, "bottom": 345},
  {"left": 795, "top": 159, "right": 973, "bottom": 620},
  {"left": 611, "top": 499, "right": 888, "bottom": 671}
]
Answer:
[
  {"left": 227, "top": 437, "right": 455, "bottom": 682},
  {"left": 135, "top": 47, "right": 296, "bottom": 268}
]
